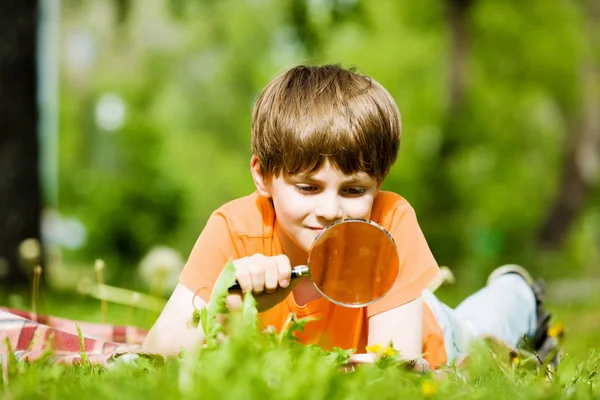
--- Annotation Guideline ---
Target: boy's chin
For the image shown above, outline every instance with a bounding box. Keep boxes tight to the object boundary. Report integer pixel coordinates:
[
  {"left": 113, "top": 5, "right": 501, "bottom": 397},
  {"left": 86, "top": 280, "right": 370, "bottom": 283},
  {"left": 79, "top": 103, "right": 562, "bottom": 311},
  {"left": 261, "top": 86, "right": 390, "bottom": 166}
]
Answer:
[
  {"left": 293, "top": 232, "right": 315, "bottom": 253},
  {"left": 295, "top": 239, "right": 312, "bottom": 253},
  {"left": 280, "top": 229, "right": 311, "bottom": 253}
]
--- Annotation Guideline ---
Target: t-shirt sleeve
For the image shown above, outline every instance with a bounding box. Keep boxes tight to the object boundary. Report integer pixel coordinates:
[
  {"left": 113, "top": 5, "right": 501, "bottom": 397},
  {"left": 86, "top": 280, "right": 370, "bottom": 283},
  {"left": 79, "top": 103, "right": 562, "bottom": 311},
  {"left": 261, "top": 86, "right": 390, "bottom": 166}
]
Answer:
[
  {"left": 366, "top": 202, "right": 440, "bottom": 317},
  {"left": 178, "top": 211, "right": 239, "bottom": 303}
]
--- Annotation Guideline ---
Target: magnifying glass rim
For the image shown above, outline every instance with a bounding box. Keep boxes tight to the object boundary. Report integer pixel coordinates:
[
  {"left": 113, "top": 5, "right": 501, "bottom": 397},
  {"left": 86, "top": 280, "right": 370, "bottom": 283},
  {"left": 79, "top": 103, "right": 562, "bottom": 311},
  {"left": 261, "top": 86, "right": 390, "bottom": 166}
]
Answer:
[{"left": 307, "top": 218, "right": 400, "bottom": 308}]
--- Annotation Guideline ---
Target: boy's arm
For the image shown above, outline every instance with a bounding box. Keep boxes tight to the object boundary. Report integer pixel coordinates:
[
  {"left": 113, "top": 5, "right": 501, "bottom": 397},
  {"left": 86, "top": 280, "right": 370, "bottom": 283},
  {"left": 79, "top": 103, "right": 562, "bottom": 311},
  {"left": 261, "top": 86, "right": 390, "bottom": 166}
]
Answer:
[
  {"left": 142, "top": 283, "right": 207, "bottom": 355},
  {"left": 143, "top": 253, "right": 295, "bottom": 355},
  {"left": 367, "top": 294, "right": 424, "bottom": 360}
]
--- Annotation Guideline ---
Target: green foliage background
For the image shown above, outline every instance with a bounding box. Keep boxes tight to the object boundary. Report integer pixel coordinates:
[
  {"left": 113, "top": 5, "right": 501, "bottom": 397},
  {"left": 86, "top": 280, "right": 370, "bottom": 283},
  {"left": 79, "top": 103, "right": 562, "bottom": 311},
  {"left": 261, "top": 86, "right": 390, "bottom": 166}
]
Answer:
[{"left": 54, "top": 0, "right": 600, "bottom": 288}]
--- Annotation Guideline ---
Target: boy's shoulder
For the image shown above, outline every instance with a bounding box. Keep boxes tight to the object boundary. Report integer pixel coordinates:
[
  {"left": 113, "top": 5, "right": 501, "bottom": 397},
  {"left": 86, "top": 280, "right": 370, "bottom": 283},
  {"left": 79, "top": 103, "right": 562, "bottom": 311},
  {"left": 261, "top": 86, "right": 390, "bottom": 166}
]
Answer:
[
  {"left": 371, "top": 191, "right": 416, "bottom": 226},
  {"left": 212, "top": 191, "right": 275, "bottom": 238}
]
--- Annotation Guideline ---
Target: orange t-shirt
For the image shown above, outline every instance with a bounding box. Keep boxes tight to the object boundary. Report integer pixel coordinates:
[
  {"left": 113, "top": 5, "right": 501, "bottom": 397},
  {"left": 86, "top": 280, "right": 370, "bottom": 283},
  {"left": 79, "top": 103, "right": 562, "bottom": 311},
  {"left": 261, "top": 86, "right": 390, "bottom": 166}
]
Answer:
[{"left": 179, "top": 191, "right": 447, "bottom": 366}]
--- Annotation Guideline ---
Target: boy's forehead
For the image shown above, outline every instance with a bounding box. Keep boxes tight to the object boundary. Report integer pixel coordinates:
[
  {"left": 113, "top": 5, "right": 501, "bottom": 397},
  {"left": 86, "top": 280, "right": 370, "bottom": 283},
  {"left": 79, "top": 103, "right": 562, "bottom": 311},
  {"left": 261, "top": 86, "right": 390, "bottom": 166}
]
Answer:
[{"left": 292, "top": 163, "right": 373, "bottom": 181}]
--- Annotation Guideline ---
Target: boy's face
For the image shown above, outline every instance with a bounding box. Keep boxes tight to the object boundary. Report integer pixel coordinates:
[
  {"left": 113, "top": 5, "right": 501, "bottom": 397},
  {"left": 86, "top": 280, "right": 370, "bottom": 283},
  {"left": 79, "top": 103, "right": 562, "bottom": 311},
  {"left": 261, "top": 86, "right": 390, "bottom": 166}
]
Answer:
[{"left": 252, "top": 156, "right": 380, "bottom": 253}]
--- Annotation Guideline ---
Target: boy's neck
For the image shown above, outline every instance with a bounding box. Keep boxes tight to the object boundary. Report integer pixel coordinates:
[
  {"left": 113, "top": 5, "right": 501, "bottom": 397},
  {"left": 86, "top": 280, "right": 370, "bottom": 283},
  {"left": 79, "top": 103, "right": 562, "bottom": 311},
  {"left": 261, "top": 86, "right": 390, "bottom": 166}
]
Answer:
[{"left": 275, "top": 224, "right": 323, "bottom": 306}]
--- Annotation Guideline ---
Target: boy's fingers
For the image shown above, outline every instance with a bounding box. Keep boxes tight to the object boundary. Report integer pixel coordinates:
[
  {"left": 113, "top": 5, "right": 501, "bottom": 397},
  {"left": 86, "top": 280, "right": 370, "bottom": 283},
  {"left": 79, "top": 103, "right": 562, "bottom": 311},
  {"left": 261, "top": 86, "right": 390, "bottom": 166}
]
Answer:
[
  {"left": 235, "top": 254, "right": 293, "bottom": 297},
  {"left": 226, "top": 294, "right": 243, "bottom": 310},
  {"left": 248, "top": 254, "right": 267, "bottom": 294},
  {"left": 234, "top": 259, "right": 253, "bottom": 293},
  {"left": 273, "top": 254, "right": 292, "bottom": 288},
  {"left": 263, "top": 258, "right": 279, "bottom": 293}
]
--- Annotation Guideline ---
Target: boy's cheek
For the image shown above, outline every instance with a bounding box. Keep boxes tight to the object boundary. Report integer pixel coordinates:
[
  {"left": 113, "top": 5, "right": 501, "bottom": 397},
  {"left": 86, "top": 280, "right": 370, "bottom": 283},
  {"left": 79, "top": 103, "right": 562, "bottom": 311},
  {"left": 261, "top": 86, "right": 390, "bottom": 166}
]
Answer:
[{"left": 346, "top": 197, "right": 376, "bottom": 220}]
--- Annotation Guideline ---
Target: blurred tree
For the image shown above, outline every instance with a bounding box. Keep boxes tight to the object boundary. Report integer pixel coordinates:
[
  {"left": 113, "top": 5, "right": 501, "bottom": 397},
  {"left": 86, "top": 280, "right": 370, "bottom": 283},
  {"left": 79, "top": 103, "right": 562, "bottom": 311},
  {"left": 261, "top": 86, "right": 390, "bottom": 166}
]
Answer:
[
  {"left": 55, "top": 0, "right": 599, "bottom": 285},
  {"left": 420, "top": 0, "right": 474, "bottom": 267},
  {"left": 0, "top": 0, "right": 40, "bottom": 286},
  {"left": 538, "top": 0, "right": 600, "bottom": 249},
  {"left": 447, "top": 0, "right": 471, "bottom": 109}
]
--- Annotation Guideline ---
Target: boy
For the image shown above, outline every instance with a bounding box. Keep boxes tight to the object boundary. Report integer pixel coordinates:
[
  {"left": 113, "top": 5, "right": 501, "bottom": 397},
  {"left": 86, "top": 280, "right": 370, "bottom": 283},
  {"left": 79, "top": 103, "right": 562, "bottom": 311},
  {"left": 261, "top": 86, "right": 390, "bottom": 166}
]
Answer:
[{"left": 143, "top": 65, "right": 556, "bottom": 368}]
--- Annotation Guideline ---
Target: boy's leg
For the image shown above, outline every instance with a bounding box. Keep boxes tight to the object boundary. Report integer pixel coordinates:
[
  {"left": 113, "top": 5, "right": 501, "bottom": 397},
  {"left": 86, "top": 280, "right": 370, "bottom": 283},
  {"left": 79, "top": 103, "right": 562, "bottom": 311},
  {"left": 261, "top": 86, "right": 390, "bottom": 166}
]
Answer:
[
  {"left": 421, "top": 290, "right": 472, "bottom": 362},
  {"left": 454, "top": 265, "right": 538, "bottom": 348},
  {"left": 423, "top": 264, "right": 559, "bottom": 365},
  {"left": 423, "top": 282, "right": 535, "bottom": 364}
]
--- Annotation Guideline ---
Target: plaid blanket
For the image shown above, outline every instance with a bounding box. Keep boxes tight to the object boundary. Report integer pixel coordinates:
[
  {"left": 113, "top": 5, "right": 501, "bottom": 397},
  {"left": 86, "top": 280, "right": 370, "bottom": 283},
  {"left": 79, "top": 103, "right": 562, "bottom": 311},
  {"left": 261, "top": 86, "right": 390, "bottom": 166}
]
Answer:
[{"left": 0, "top": 307, "right": 151, "bottom": 367}]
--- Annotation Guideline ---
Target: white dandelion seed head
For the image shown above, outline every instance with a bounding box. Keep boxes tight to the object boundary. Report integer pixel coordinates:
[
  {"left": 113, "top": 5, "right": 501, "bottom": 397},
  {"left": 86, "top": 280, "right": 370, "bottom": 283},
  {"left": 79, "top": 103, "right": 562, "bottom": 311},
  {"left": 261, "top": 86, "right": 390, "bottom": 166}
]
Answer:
[{"left": 138, "top": 246, "right": 184, "bottom": 295}]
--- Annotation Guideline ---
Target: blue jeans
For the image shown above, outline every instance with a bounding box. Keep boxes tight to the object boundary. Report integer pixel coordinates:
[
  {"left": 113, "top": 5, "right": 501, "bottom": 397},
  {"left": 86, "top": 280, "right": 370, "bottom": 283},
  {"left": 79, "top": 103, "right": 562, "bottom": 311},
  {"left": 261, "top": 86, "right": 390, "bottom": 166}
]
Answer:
[{"left": 422, "top": 274, "right": 538, "bottom": 363}]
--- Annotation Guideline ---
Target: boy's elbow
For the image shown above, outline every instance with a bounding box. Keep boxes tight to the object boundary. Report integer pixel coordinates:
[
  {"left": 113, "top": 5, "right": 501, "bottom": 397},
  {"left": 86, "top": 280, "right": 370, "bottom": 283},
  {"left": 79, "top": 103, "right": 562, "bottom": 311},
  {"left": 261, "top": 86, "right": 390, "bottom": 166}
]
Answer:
[
  {"left": 141, "top": 325, "right": 178, "bottom": 356},
  {"left": 141, "top": 283, "right": 208, "bottom": 356},
  {"left": 142, "top": 321, "right": 205, "bottom": 356}
]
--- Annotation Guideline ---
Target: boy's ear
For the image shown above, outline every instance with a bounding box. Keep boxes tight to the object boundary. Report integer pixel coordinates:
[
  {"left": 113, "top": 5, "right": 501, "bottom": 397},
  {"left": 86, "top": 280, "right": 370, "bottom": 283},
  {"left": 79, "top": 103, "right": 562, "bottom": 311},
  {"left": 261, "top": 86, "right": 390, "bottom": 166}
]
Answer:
[{"left": 250, "top": 155, "right": 272, "bottom": 197}]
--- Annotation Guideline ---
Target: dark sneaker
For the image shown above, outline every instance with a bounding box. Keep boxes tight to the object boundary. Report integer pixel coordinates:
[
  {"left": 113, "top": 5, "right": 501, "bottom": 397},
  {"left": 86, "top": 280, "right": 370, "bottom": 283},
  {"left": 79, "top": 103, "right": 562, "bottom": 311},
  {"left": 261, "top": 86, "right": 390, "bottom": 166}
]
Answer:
[{"left": 487, "top": 264, "right": 560, "bottom": 367}]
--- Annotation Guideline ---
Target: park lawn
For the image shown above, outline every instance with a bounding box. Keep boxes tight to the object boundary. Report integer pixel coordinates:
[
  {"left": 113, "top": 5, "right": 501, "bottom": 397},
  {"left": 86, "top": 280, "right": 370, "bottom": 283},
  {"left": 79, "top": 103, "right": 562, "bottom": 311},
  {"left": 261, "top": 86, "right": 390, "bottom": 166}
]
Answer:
[
  {"left": 551, "top": 301, "right": 600, "bottom": 361},
  {"left": 1, "top": 282, "right": 599, "bottom": 399},
  {"left": 28, "top": 291, "right": 600, "bottom": 360}
]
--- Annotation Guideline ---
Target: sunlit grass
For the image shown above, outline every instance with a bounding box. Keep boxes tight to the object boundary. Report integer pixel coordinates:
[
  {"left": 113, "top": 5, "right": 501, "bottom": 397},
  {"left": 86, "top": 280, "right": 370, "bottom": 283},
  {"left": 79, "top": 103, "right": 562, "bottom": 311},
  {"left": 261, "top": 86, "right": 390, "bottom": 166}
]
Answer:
[
  {"left": 1, "top": 306, "right": 599, "bottom": 399},
  {"left": 1, "top": 270, "right": 599, "bottom": 399}
]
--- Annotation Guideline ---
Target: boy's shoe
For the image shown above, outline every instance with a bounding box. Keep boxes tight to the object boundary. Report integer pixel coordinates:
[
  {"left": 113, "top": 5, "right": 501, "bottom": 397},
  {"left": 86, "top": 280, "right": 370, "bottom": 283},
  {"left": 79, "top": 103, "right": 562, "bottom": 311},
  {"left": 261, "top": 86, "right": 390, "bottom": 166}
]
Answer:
[{"left": 487, "top": 264, "right": 561, "bottom": 368}]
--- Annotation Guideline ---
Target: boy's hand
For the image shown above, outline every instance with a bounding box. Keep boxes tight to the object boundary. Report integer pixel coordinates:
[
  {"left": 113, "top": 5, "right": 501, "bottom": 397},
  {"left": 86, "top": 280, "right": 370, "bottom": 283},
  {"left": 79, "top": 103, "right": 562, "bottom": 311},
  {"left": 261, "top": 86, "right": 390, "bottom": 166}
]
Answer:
[{"left": 227, "top": 254, "right": 300, "bottom": 312}]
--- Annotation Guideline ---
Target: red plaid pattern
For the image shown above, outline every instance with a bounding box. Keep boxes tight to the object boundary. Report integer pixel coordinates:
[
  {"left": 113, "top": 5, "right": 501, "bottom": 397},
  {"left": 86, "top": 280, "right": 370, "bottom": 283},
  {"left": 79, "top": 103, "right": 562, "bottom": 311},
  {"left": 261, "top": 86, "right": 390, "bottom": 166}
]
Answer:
[{"left": 0, "top": 307, "right": 150, "bottom": 367}]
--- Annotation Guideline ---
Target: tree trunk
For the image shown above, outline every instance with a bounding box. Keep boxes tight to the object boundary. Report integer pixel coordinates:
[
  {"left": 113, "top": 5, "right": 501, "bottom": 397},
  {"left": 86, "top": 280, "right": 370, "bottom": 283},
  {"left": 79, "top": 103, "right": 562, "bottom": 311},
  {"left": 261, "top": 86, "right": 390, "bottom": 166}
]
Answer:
[
  {"left": 421, "top": 0, "right": 472, "bottom": 266},
  {"left": 447, "top": 0, "right": 471, "bottom": 115},
  {"left": 0, "top": 0, "right": 41, "bottom": 285},
  {"left": 538, "top": 2, "right": 600, "bottom": 249}
]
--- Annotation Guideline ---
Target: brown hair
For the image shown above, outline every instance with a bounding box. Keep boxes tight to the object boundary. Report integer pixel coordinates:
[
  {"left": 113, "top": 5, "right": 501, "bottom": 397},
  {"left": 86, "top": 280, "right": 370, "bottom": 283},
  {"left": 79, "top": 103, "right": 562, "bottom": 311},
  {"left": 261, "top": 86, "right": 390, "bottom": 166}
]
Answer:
[{"left": 251, "top": 64, "right": 401, "bottom": 182}]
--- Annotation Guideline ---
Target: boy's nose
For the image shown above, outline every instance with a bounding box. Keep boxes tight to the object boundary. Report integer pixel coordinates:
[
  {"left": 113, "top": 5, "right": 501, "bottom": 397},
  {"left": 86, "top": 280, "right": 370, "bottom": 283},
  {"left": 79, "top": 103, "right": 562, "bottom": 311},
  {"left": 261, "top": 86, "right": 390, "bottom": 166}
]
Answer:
[{"left": 314, "top": 195, "right": 343, "bottom": 222}]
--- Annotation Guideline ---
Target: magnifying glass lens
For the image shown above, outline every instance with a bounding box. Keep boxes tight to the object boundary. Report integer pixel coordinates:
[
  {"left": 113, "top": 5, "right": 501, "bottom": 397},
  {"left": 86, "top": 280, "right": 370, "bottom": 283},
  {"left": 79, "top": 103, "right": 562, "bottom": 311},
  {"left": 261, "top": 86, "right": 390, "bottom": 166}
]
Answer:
[{"left": 308, "top": 220, "right": 399, "bottom": 307}]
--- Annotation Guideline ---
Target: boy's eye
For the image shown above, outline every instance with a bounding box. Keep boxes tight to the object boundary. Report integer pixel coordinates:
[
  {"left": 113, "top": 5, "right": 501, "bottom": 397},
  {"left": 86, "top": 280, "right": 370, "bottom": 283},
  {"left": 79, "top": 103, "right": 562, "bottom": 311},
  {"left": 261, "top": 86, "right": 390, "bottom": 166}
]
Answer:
[
  {"left": 295, "top": 185, "right": 318, "bottom": 193},
  {"left": 344, "top": 188, "right": 366, "bottom": 196}
]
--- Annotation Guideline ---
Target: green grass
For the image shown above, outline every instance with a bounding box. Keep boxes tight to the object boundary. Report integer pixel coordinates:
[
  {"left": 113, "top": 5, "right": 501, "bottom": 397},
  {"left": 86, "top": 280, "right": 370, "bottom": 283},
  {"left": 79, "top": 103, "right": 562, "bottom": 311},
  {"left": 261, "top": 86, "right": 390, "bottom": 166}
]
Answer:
[
  {"left": 1, "top": 310, "right": 599, "bottom": 400},
  {"left": 551, "top": 303, "right": 600, "bottom": 361},
  {"left": 1, "top": 280, "right": 600, "bottom": 399}
]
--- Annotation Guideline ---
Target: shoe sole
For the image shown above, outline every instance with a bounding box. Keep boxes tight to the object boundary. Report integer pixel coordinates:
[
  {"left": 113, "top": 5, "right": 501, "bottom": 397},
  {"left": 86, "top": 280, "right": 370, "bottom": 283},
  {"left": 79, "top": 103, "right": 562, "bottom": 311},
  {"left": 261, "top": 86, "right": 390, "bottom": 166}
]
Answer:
[{"left": 487, "top": 264, "right": 536, "bottom": 287}]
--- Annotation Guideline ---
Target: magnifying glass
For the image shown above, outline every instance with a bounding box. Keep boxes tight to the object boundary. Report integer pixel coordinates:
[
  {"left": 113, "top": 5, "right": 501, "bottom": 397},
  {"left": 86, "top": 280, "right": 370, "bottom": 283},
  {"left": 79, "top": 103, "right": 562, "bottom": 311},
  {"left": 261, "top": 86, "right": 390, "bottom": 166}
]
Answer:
[{"left": 229, "top": 218, "right": 400, "bottom": 307}]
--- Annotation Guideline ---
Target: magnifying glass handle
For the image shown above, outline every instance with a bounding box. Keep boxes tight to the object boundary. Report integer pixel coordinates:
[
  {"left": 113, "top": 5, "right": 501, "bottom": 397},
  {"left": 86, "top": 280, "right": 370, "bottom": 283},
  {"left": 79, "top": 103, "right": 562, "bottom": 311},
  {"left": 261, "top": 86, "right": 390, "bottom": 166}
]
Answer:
[{"left": 228, "top": 265, "right": 309, "bottom": 292}]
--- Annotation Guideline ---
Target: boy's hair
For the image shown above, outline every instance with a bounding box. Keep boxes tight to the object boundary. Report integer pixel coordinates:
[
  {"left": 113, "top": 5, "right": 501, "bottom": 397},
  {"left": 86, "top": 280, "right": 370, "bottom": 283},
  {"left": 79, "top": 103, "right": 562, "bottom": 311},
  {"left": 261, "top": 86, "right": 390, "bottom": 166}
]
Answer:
[{"left": 251, "top": 64, "right": 401, "bottom": 182}]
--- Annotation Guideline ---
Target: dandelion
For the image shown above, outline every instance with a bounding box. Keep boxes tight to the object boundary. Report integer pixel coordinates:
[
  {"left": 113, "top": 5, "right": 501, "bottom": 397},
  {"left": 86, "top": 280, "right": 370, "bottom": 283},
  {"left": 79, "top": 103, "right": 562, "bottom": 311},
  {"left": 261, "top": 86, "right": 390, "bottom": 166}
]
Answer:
[
  {"left": 31, "top": 265, "right": 43, "bottom": 314},
  {"left": 18, "top": 238, "right": 41, "bottom": 265},
  {"left": 139, "top": 246, "right": 184, "bottom": 296},
  {"left": 366, "top": 344, "right": 382, "bottom": 354},
  {"left": 366, "top": 343, "right": 398, "bottom": 361},
  {"left": 94, "top": 259, "right": 105, "bottom": 273},
  {"left": 548, "top": 323, "right": 565, "bottom": 339},
  {"left": 382, "top": 346, "right": 398, "bottom": 357},
  {"left": 512, "top": 356, "right": 523, "bottom": 367},
  {"left": 95, "top": 259, "right": 108, "bottom": 323},
  {"left": 421, "top": 381, "right": 438, "bottom": 397}
]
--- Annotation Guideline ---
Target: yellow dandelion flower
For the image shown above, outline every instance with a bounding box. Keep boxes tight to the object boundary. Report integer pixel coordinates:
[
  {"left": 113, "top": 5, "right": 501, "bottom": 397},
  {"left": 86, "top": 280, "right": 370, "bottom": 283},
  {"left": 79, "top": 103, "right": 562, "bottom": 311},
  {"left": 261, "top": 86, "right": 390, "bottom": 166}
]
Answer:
[
  {"left": 512, "top": 357, "right": 523, "bottom": 366},
  {"left": 421, "top": 381, "right": 438, "bottom": 397},
  {"left": 382, "top": 346, "right": 398, "bottom": 357},
  {"left": 366, "top": 344, "right": 382, "bottom": 354},
  {"left": 548, "top": 323, "right": 565, "bottom": 338}
]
